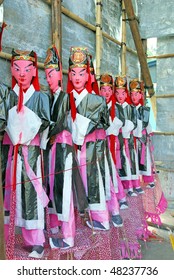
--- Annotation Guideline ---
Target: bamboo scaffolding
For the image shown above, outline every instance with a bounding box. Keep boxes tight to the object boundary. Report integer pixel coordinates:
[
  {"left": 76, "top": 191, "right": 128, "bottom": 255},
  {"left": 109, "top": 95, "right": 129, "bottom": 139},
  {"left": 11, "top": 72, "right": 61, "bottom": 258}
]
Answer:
[
  {"left": 121, "top": 0, "right": 127, "bottom": 75},
  {"left": 42, "top": 0, "right": 137, "bottom": 56},
  {"left": 95, "top": 0, "right": 102, "bottom": 83},
  {"left": 51, "top": 0, "right": 62, "bottom": 58},
  {"left": 0, "top": 138, "right": 6, "bottom": 259},
  {"left": 124, "top": 0, "right": 155, "bottom": 97}
]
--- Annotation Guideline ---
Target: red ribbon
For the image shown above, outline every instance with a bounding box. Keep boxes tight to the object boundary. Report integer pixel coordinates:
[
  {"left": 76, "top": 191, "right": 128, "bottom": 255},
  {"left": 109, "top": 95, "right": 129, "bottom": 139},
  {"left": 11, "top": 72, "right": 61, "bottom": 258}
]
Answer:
[{"left": 17, "top": 83, "right": 23, "bottom": 112}]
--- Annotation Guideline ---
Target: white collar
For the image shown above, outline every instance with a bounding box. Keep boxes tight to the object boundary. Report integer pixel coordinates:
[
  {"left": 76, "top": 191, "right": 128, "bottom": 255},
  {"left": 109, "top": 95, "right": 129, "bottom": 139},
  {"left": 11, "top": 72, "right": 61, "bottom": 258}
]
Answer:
[
  {"left": 54, "top": 87, "right": 61, "bottom": 97},
  {"left": 107, "top": 101, "right": 112, "bottom": 109},
  {"left": 72, "top": 88, "right": 88, "bottom": 107},
  {"left": 116, "top": 101, "right": 128, "bottom": 108},
  {"left": 136, "top": 103, "right": 141, "bottom": 109},
  {"left": 13, "top": 84, "right": 35, "bottom": 104}
]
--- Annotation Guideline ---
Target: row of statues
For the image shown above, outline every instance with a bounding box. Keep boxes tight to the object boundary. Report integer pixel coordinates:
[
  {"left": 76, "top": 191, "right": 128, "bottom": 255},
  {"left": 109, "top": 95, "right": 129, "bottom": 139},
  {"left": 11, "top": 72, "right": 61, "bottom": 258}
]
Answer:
[{"left": 0, "top": 45, "right": 167, "bottom": 259}]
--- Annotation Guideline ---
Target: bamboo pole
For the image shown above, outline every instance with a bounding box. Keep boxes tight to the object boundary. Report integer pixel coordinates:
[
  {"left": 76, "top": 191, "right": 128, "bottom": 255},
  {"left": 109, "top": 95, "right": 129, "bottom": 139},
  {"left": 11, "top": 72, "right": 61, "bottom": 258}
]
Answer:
[
  {"left": 124, "top": 0, "right": 155, "bottom": 97},
  {"left": 51, "top": 0, "right": 62, "bottom": 58},
  {"left": 95, "top": 0, "right": 102, "bottom": 83},
  {"left": 148, "top": 54, "right": 174, "bottom": 59},
  {"left": 0, "top": 138, "right": 6, "bottom": 259},
  {"left": 156, "top": 167, "right": 174, "bottom": 173},
  {"left": 121, "top": 0, "right": 127, "bottom": 75},
  {"left": 147, "top": 94, "right": 174, "bottom": 98},
  {"left": 154, "top": 131, "right": 174, "bottom": 136}
]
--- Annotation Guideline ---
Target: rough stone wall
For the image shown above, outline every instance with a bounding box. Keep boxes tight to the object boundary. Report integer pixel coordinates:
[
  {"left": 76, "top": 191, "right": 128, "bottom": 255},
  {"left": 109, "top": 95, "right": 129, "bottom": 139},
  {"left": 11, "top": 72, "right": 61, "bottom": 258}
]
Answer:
[{"left": 137, "top": 1, "right": 174, "bottom": 208}]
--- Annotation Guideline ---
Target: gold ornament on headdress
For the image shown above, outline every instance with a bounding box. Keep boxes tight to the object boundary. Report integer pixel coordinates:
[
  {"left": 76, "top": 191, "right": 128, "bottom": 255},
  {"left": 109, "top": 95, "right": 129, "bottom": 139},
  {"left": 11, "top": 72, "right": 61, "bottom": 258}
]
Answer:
[
  {"left": 130, "top": 80, "right": 139, "bottom": 91},
  {"left": 12, "top": 49, "right": 35, "bottom": 62},
  {"left": 115, "top": 75, "right": 127, "bottom": 89},
  {"left": 117, "top": 76, "right": 125, "bottom": 87},
  {"left": 101, "top": 74, "right": 112, "bottom": 84}
]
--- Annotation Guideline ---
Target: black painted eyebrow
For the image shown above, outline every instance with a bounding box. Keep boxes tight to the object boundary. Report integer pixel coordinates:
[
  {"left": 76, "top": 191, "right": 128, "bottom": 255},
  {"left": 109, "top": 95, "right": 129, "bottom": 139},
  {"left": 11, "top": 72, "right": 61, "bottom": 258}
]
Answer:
[
  {"left": 48, "top": 69, "right": 55, "bottom": 75},
  {"left": 71, "top": 69, "right": 86, "bottom": 73},
  {"left": 13, "top": 62, "right": 33, "bottom": 69}
]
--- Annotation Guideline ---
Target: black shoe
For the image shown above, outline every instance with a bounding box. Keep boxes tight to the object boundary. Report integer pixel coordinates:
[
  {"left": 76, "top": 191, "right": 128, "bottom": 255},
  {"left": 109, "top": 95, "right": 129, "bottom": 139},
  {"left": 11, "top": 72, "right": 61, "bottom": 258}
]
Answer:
[
  {"left": 127, "top": 190, "right": 137, "bottom": 197},
  {"left": 135, "top": 187, "right": 144, "bottom": 194},
  {"left": 49, "top": 237, "right": 74, "bottom": 249},
  {"left": 28, "top": 245, "right": 44, "bottom": 258},
  {"left": 86, "top": 220, "right": 110, "bottom": 230},
  {"left": 112, "top": 214, "right": 123, "bottom": 227},
  {"left": 147, "top": 183, "right": 155, "bottom": 189},
  {"left": 119, "top": 201, "right": 129, "bottom": 210}
]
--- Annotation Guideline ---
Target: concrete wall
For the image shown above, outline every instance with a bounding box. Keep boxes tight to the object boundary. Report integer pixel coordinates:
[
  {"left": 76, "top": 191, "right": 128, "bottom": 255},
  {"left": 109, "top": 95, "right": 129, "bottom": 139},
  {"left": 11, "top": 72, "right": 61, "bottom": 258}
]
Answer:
[
  {"left": 137, "top": 0, "right": 174, "bottom": 38},
  {"left": 0, "top": 0, "right": 139, "bottom": 90},
  {"left": 137, "top": 1, "right": 174, "bottom": 208}
]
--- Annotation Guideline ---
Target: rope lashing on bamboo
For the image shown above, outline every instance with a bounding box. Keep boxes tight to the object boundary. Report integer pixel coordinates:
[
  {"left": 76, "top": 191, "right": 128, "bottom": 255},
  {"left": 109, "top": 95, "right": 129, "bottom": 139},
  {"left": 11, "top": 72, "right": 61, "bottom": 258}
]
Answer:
[
  {"left": 124, "top": 16, "right": 140, "bottom": 23},
  {"left": 96, "top": 24, "right": 102, "bottom": 29},
  {"left": 96, "top": 2, "right": 103, "bottom": 7}
]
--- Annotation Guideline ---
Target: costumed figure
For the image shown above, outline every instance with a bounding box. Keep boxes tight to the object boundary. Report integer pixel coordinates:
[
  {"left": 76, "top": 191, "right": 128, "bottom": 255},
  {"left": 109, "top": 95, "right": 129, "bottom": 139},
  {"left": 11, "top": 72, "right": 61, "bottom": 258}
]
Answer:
[
  {"left": 89, "top": 70, "right": 124, "bottom": 228},
  {"left": 44, "top": 45, "right": 88, "bottom": 249},
  {"left": 129, "top": 79, "right": 168, "bottom": 227},
  {"left": 67, "top": 46, "right": 110, "bottom": 231},
  {"left": 114, "top": 75, "right": 143, "bottom": 196},
  {"left": 3, "top": 49, "right": 51, "bottom": 259},
  {"left": 129, "top": 79, "right": 154, "bottom": 187},
  {"left": 0, "top": 4, "right": 9, "bottom": 194},
  {"left": 99, "top": 73, "right": 128, "bottom": 211}
]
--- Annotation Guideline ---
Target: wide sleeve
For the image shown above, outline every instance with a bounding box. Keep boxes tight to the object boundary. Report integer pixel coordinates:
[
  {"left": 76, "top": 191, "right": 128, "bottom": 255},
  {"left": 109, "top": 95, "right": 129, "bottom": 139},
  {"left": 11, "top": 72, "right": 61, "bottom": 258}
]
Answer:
[
  {"left": 142, "top": 106, "right": 150, "bottom": 129},
  {"left": 37, "top": 91, "right": 51, "bottom": 133},
  {"left": 122, "top": 105, "right": 134, "bottom": 138}
]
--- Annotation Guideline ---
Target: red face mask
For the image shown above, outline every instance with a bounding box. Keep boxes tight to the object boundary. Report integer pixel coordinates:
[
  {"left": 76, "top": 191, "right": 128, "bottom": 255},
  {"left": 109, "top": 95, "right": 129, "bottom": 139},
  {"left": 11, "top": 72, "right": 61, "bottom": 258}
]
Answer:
[
  {"left": 100, "top": 85, "right": 113, "bottom": 103},
  {"left": 45, "top": 68, "right": 61, "bottom": 93},
  {"left": 114, "top": 88, "right": 127, "bottom": 104},
  {"left": 69, "top": 67, "right": 89, "bottom": 92},
  {"left": 130, "top": 91, "right": 142, "bottom": 105},
  {"left": 11, "top": 60, "right": 36, "bottom": 90}
]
